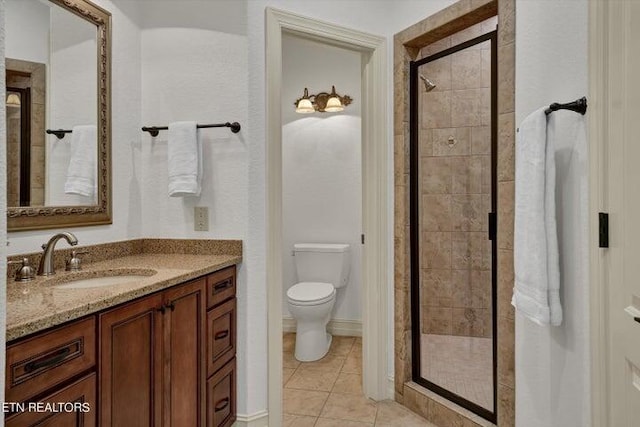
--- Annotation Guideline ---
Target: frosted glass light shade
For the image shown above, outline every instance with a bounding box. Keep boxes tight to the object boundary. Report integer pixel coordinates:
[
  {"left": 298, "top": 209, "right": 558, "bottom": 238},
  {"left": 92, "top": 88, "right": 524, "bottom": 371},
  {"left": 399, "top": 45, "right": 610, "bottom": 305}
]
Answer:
[
  {"left": 324, "top": 96, "right": 343, "bottom": 112},
  {"left": 296, "top": 98, "right": 315, "bottom": 114},
  {"left": 6, "top": 93, "right": 21, "bottom": 107}
]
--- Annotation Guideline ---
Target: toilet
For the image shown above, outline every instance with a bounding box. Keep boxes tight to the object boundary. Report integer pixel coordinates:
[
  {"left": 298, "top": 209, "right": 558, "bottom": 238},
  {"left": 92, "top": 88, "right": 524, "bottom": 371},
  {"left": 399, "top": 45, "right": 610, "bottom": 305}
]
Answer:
[{"left": 287, "top": 243, "right": 351, "bottom": 362}]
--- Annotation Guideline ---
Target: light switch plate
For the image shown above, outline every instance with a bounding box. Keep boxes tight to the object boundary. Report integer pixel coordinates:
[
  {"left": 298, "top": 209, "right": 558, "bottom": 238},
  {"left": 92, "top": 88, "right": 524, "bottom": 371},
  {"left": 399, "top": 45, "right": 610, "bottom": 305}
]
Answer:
[{"left": 194, "top": 206, "right": 209, "bottom": 231}]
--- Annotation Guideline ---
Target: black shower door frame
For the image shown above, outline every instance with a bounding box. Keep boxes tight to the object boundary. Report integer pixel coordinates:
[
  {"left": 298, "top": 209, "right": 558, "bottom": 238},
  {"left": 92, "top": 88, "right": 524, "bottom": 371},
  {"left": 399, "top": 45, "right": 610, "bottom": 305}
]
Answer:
[{"left": 409, "top": 30, "right": 498, "bottom": 423}]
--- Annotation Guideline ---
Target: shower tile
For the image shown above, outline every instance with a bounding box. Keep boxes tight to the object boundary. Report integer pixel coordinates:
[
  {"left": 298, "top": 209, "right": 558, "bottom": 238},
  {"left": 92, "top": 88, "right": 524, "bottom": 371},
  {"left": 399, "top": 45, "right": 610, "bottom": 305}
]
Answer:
[
  {"left": 480, "top": 155, "right": 491, "bottom": 194},
  {"left": 451, "top": 156, "right": 483, "bottom": 194},
  {"left": 432, "top": 127, "right": 470, "bottom": 156},
  {"left": 498, "top": 112, "right": 516, "bottom": 182},
  {"left": 450, "top": 21, "right": 484, "bottom": 48},
  {"left": 471, "top": 126, "right": 491, "bottom": 155},
  {"left": 420, "top": 36, "right": 452, "bottom": 58},
  {"left": 421, "top": 91, "right": 451, "bottom": 129},
  {"left": 451, "top": 50, "right": 482, "bottom": 90},
  {"left": 423, "top": 307, "right": 453, "bottom": 335},
  {"left": 421, "top": 195, "right": 452, "bottom": 231},
  {"left": 451, "top": 89, "right": 484, "bottom": 127},
  {"left": 421, "top": 268, "right": 453, "bottom": 307},
  {"left": 481, "top": 49, "right": 492, "bottom": 88},
  {"left": 498, "top": 315, "right": 515, "bottom": 388},
  {"left": 498, "top": 248, "right": 515, "bottom": 320},
  {"left": 420, "top": 55, "right": 452, "bottom": 92},
  {"left": 498, "top": 42, "right": 515, "bottom": 114},
  {"left": 421, "top": 157, "right": 452, "bottom": 194},
  {"left": 451, "top": 232, "right": 471, "bottom": 269},
  {"left": 451, "top": 195, "right": 484, "bottom": 231},
  {"left": 451, "top": 269, "right": 471, "bottom": 308},
  {"left": 419, "top": 129, "right": 433, "bottom": 157},
  {"left": 498, "top": 384, "right": 516, "bottom": 427},
  {"left": 420, "top": 232, "right": 451, "bottom": 269},
  {"left": 469, "top": 232, "right": 490, "bottom": 270},
  {"left": 471, "top": 270, "right": 491, "bottom": 309}
]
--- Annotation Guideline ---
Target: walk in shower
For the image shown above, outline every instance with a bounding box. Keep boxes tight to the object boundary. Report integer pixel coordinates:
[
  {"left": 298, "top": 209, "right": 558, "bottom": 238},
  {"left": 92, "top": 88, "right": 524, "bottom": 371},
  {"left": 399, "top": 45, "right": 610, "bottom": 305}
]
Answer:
[{"left": 409, "top": 22, "right": 497, "bottom": 422}]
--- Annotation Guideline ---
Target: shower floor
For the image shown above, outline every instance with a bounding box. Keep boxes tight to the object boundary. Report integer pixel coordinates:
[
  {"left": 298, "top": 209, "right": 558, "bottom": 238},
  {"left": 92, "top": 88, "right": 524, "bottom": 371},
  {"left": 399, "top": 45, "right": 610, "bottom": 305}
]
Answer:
[{"left": 420, "top": 334, "right": 493, "bottom": 411}]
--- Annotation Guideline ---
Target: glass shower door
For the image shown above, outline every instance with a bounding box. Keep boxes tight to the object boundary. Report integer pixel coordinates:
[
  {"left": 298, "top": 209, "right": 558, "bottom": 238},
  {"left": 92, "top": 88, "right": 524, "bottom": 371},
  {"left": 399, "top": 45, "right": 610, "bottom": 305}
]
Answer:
[{"left": 409, "top": 29, "right": 497, "bottom": 422}]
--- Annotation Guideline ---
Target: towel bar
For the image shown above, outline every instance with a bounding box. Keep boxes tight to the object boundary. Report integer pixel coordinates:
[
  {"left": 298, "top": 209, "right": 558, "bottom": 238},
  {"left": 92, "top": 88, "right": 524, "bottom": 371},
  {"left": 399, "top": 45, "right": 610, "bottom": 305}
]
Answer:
[{"left": 142, "top": 122, "right": 241, "bottom": 137}]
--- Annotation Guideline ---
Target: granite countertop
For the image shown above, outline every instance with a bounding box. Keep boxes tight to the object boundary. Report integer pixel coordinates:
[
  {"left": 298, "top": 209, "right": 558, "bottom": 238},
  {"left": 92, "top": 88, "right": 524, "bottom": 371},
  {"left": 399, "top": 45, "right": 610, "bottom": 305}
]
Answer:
[{"left": 6, "top": 239, "right": 242, "bottom": 341}]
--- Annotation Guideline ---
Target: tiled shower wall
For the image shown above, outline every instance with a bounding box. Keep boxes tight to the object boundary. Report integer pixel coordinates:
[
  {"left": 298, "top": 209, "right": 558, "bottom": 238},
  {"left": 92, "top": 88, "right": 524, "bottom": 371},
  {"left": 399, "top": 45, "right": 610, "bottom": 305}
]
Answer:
[{"left": 419, "top": 18, "right": 495, "bottom": 338}]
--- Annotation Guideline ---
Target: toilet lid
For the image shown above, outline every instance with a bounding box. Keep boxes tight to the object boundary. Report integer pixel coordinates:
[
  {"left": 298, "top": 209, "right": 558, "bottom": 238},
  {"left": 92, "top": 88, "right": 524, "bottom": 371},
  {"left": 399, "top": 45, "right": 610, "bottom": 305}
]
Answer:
[{"left": 287, "top": 282, "right": 335, "bottom": 305}]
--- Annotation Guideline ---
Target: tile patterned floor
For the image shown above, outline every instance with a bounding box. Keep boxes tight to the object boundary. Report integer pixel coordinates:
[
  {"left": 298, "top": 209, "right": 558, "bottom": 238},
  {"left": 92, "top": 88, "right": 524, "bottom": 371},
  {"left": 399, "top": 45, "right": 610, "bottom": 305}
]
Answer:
[
  {"left": 420, "top": 334, "right": 493, "bottom": 411},
  {"left": 283, "top": 333, "right": 437, "bottom": 427}
]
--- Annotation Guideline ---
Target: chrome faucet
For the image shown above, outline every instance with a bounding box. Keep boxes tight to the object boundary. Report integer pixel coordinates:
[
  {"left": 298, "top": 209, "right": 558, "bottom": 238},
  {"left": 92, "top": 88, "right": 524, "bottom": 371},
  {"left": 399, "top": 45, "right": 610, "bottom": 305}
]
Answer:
[{"left": 38, "top": 232, "right": 78, "bottom": 276}]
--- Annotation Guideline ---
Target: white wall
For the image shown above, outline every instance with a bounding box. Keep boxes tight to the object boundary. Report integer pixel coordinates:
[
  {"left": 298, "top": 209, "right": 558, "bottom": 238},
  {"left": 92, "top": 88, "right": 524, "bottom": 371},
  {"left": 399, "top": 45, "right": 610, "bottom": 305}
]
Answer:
[
  {"left": 137, "top": 0, "right": 251, "bottom": 415},
  {"left": 281, "top": 34, "right": 362, "bottom": 321},
  {"left": 515, "top": 1, "right": 590, "bottom": 426},
  {"left": 6, "top": 0, "right": 144, "bottom": 255},
  {"left": 0, "top": 0, "right": 8, "bottom": 422}
]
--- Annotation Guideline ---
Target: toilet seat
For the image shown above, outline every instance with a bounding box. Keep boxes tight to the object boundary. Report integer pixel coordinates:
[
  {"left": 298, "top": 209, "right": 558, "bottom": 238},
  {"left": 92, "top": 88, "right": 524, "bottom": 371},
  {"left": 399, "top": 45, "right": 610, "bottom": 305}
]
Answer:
[{"left": 287, "top": 282, "right": 335, "bottom": 306}]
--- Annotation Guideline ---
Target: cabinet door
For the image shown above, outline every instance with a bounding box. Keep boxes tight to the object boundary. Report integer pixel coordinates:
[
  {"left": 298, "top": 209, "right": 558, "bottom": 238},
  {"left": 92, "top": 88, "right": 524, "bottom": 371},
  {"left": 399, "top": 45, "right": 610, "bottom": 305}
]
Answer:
[
  {"left": 164, "top": 278, "right": 206, "bottom": 427},
  {"left": 99, "top": 293, "right": 164, "bottom": 427},
  {"left": 6, "top": 373, "right": 96, "bottom": 427}
]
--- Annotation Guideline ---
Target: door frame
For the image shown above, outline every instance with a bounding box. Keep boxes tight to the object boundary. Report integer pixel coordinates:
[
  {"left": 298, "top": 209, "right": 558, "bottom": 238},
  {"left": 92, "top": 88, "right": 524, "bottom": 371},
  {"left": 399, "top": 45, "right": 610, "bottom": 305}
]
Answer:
[
  {"left": 589, "top": 0, "right": 618, "bottom": 424},
  {"left": 266, "top": 7, "right": 388, "bottom": 426}
]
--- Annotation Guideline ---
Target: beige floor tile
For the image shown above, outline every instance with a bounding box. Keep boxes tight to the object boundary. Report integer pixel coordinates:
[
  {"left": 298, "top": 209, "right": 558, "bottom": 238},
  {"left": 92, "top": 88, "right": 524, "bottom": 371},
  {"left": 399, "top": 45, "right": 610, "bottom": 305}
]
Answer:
[
  {"left": 284, "top": 388, "right": 329, "bottom": 417},
  {"left": 284, "top": 351, "right": 301, "bottom": 369},
  {"left": 341, "top": 353, "right": 362, "bottom": 374},
  {"left": 283, "top": 414, "right": 318, "bottom": 427},
  {"left": 298, "top": 352, "right": 346, "bottom": 372},
  {"left": 283, "top": 367, "right": 296, "bottom": 385},
  {"left": 375, "top": 400, "right": 436, "bottom": 427},
  {"left": 330, "top": 336, "right": 356, "bottom": 356},
  {"left": 316, "top": 417, "right": 373, "bottom": 427},
  {"left": 286, "top": 368, "right": 340, "bottom": 392},
  {"left": 320, "top": 393, "right": 377, "bottom": 423},
  {"left": 284, "top": 333, "right": 296, "bottom": 353},
  {"left": 332, "top": 372, "right": 363, "bottom": 395}
]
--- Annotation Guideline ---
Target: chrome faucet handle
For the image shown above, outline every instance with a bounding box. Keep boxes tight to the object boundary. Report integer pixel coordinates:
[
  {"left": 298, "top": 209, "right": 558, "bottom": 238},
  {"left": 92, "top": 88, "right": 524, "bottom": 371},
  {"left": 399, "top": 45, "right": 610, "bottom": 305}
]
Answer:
[
  {"left": 65, "top": 250, "right": 88, "bottom": 272},
  {"left": 8, "top": 258, "right": 36, "bottom": 282}
]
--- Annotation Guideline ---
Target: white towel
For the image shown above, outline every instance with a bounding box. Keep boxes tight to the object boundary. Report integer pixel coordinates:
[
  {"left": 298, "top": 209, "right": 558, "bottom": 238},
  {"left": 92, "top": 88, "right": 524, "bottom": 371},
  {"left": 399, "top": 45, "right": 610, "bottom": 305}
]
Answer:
[
  {"left": 512, "top": 107, "right": 562, "bottom": 326},
  {"left": 168, "top": 121, "right": 201, "bottom": 197},
  {"left": 64, "top": 125, "right": 97, "bottom": 197}
]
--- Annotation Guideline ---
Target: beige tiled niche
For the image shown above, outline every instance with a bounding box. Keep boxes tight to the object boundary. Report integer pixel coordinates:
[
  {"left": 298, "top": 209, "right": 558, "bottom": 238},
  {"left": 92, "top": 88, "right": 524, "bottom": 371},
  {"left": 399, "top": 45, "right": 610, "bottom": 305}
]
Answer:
[{"left": 394, "top": 0, "right": 515, "bottom": 426}]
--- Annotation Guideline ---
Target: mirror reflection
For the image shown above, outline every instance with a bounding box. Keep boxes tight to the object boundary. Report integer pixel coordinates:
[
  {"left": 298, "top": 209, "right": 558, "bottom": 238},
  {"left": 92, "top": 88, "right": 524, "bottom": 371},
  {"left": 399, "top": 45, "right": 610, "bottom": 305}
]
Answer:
[{"left": 5, "top": 0, "right": 98, "bottom": 207}]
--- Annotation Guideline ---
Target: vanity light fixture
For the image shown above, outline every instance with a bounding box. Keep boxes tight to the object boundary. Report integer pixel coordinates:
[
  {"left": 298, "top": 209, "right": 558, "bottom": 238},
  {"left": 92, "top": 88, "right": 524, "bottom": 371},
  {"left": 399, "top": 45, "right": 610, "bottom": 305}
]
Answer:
[
  {"left": 6, "top": 93, "right": 21, "bottom": 108},
  {"left": 294, "top": 85, "right": 352, "bottom": 113}
]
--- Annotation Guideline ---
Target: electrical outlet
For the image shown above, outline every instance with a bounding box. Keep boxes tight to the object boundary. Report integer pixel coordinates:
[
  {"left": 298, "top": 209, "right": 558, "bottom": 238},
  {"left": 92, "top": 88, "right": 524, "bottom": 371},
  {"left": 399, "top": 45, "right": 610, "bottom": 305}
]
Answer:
[{"left": 194, "top": 206, "right": 209, "bottom": 231}]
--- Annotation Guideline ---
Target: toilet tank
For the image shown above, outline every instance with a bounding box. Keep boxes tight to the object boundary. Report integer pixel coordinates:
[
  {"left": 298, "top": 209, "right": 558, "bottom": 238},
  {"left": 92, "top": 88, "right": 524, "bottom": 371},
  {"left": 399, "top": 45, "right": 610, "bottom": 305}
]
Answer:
[{"left": 293, "top": 243, "right": 351, "bottom": 289}]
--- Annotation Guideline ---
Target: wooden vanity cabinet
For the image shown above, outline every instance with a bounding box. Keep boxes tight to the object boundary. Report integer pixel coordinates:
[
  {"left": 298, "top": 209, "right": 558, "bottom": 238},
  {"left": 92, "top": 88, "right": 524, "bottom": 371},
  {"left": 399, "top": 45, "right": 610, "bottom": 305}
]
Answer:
[
  {"left": 99, "top": 265, "right": 236, "bottom": 427},
  {"left": 6, "top": 265, "right": 237, "bottom": 427}
]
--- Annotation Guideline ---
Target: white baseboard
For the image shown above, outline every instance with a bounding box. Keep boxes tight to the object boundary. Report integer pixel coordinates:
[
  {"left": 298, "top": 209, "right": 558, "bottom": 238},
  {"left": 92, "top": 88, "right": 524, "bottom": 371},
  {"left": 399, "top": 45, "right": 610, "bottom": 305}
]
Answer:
[
  {"left": 387, "top": 376, "right": 395, "bottom": 399},
  {"left": 233, "top": 410, "right": 268, "bottom": 427},
  {"left": 282, "top": 317, "right": 362, "bottom": 337}
]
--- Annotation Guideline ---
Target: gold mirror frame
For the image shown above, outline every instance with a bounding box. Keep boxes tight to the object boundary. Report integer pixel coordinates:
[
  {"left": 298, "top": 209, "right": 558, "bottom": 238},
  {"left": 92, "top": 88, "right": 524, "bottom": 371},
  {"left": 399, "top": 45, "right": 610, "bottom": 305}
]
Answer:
[{"left": 7, "top": 0, "right": 112, "bottom": 231}]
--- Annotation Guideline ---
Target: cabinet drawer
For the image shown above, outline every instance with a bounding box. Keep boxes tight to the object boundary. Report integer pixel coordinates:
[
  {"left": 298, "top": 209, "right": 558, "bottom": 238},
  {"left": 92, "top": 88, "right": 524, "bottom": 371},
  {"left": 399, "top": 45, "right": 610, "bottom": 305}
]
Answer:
[
  {"left": 207, "top": 266, "right": 236, "bottom": 309},
  {"left": 207, "top": 358, "right": 236, "bottom": 427},
  {"left": 6, "top": 373, "right": 96, "bottom": 427},
  {"left": 6, "top": 317, "right": 96, "bottom": 403},
  {"left": 207, "top": 298, "right": 236, "bottom": 377}
]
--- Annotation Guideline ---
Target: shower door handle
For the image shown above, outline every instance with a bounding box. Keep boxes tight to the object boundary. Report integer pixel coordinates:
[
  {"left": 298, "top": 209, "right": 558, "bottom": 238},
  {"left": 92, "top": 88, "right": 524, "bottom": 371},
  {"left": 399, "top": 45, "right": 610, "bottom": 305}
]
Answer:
[{"left": 488, "top": 212, "right": 497, "bottom": 241}]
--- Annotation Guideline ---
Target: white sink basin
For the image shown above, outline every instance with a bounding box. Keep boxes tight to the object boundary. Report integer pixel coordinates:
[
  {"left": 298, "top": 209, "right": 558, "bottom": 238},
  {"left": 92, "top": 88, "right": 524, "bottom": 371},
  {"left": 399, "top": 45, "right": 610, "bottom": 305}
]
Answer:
[{"left": 52, "top": 269, "right": 157, "bottom": 289}]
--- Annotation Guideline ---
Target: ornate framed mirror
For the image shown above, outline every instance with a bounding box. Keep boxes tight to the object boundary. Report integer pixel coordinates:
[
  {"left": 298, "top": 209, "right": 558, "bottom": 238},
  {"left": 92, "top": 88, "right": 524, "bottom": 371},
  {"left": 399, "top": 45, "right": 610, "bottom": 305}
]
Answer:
[{"left": 5, "top": 0, "right": 111, "bottom": 231}]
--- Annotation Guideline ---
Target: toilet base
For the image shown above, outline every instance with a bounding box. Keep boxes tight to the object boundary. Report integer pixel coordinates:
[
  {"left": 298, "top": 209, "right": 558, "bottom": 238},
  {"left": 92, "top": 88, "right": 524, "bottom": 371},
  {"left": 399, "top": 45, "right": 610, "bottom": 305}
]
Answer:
[{"left": 295, "top": 331, "right": 332, "bottom": 362}]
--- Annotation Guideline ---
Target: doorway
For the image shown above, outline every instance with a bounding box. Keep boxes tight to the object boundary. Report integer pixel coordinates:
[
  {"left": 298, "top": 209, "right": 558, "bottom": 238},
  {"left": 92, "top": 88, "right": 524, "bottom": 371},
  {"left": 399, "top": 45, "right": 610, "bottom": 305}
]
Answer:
[{"left": 266, "top": 8, "right": 388, "bottom": 427}]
